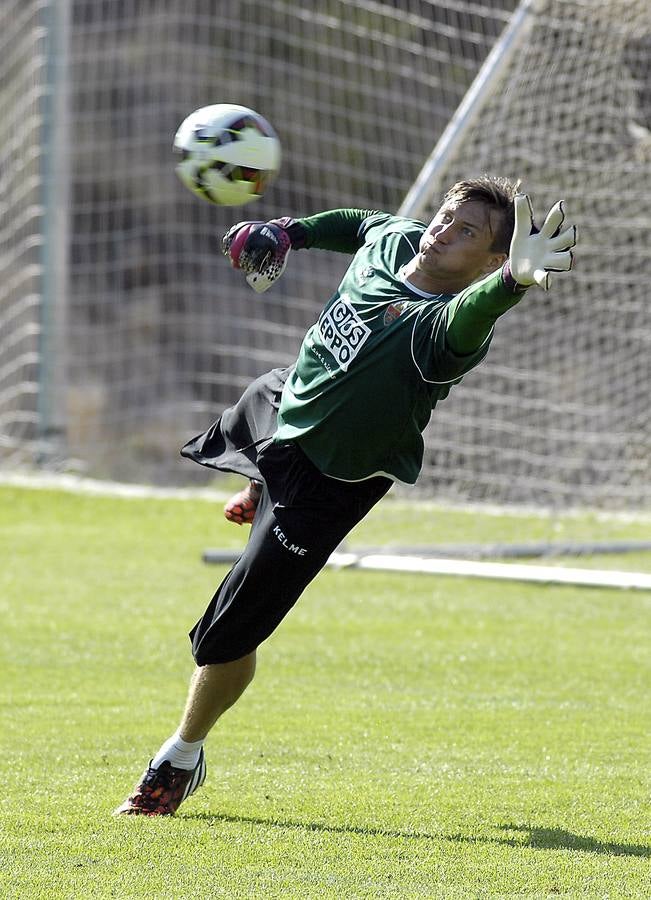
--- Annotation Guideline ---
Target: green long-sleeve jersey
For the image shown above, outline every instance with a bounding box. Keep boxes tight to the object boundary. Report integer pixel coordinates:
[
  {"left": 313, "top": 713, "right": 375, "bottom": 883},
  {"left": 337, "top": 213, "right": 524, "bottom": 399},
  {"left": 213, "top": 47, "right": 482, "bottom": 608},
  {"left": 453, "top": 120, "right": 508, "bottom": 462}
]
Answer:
[{"left": 274, "top": 209, "right": 524, "bottom": 484}]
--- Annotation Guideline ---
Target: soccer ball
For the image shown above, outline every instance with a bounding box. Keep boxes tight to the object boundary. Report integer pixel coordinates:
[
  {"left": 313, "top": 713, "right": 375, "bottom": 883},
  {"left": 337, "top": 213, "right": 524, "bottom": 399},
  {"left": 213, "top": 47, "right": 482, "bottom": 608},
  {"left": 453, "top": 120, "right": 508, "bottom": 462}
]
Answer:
[{"left": 173, "top": 104, "right": 281, "bottom": 206}]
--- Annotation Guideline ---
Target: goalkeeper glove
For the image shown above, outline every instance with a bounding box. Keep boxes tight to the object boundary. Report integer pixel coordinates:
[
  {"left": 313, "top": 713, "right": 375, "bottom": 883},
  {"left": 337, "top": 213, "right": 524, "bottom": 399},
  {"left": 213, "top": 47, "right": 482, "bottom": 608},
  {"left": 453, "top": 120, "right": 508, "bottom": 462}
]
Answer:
[
  {"left": 508, "top": 194, "right": 577, "bottom": 290},
  {"left": 222, "top": 217, "right": 307, "bottom": 293}
]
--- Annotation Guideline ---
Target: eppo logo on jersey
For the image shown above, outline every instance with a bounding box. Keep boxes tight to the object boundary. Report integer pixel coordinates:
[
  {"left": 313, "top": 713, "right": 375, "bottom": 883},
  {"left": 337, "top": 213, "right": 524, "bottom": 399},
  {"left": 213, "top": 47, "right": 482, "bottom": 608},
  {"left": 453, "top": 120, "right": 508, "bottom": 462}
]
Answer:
[{"left": 316, "top": 295, "right": 371, "bottom": 372}]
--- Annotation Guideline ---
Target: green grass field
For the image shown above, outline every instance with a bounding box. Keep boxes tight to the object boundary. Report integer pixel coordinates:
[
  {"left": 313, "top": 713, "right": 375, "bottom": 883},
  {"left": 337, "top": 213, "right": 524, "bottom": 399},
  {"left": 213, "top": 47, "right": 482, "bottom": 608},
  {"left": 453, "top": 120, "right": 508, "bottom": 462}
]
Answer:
[{"left": 1, "top": 483, "right": 650, "bottom": 898}]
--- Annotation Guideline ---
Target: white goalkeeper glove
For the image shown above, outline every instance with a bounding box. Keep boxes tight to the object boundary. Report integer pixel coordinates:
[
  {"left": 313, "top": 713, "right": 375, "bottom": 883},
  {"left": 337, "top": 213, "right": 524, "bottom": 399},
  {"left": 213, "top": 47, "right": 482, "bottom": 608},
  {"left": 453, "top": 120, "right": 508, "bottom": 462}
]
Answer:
[
  {"left": 509, "top": 194, "right": 577, "bottom": 290},
  {"left": 222, "top": 219, "right": 299, "bottom": 293}
]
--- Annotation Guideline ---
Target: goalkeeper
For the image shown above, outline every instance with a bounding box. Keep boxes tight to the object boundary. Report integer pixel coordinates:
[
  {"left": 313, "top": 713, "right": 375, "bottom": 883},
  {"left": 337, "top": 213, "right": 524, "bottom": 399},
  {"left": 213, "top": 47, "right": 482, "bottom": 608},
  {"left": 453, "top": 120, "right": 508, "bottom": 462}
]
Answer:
[{"left": 116, "top": 176, "right": 577, "bottom": 816}]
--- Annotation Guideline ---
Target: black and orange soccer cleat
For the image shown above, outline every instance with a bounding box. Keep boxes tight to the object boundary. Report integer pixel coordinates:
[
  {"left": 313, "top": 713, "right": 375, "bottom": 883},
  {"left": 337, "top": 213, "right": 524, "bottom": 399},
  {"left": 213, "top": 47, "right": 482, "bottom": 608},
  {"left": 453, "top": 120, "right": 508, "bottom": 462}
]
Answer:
[
  {"left": 223, "top": 479, "right": 262, "bottom": 525},
  {"left": 113, "top": 750, "right": 206, "bottom": 817}
]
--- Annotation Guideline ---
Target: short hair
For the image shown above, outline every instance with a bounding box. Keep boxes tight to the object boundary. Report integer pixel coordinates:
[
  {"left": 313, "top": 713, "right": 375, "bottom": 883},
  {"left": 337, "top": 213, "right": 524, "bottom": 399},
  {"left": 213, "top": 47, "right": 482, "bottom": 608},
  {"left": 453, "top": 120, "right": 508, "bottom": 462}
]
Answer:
[{"left": 442, "top": 175, "right": 520, "bottom": 253}]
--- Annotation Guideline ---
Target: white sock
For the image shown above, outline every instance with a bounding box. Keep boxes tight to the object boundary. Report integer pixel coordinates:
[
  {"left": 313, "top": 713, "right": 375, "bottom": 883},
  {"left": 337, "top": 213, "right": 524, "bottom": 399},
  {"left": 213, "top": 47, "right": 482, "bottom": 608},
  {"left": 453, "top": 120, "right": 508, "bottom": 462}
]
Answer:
[{"left": 151, "top": 731, "right": 204, "bottom": 770}]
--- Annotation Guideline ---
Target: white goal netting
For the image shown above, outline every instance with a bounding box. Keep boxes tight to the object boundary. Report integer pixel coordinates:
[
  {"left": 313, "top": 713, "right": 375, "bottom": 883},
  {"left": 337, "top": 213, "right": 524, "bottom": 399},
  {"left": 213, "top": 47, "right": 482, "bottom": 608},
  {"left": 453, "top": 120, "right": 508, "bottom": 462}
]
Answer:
[{"left": 1, "top": 0, "right": 649, "bottom": 509}]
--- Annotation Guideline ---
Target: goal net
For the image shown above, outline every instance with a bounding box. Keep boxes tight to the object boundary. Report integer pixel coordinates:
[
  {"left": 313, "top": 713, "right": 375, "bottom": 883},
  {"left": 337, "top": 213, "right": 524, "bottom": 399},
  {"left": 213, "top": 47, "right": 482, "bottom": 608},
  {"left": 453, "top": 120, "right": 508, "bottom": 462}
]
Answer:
[{"left": 1, "top": 0, "right": 649, "bottom": 511}]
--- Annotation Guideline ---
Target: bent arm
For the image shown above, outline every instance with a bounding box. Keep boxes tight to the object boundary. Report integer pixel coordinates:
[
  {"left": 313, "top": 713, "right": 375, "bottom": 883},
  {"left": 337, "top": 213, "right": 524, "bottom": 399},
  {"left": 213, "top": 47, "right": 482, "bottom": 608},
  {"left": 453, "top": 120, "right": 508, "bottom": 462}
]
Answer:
[
  {"left": 297, "top": 208, "right": 382, "bottom": 253},
  {"left": 222, "top": 209, "right": 385, "bottom": 293}
]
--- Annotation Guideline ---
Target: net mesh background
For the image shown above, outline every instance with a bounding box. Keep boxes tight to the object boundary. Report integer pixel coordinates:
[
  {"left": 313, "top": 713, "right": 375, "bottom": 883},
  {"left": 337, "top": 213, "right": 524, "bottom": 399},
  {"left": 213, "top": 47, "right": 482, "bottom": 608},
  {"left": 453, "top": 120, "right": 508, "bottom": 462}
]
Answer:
[{"left": 0, "top": 0, "right": 649, "bottom": 508}]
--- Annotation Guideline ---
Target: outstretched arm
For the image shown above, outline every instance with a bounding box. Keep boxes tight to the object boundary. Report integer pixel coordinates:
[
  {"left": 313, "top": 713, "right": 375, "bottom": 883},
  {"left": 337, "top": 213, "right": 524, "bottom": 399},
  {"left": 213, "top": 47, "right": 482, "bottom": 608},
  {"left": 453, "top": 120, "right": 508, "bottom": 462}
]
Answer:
[{"left": 446, "top": 195, "right": 577, "bottom": 355}]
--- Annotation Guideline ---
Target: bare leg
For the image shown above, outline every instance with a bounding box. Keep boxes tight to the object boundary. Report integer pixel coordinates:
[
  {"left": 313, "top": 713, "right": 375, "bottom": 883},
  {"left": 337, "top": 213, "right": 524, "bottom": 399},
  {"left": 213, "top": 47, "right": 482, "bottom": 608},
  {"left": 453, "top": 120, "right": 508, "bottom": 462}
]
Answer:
[
  {"left": 178, "top": 651, "right": 257, "bottom": 742},
  {"left": 115, "top": 651, "right": 257, "bottom": 816}
]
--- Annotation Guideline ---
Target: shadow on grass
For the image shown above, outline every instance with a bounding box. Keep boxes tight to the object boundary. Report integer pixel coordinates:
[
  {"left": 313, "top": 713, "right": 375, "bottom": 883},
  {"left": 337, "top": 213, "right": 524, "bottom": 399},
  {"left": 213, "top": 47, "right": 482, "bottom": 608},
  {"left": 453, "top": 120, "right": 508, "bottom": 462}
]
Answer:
[
  {"left": 492, "top": 824, "right": 651, "bottom": 858},
  {"left": 183, "top": 813, "right": 650, "bottom": 858}
]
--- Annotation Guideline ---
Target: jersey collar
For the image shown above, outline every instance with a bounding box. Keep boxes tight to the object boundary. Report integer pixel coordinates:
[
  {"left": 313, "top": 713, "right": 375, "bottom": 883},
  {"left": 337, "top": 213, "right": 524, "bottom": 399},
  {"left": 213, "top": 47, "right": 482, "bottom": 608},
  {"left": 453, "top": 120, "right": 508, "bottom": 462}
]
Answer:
[{"left": 398, "top": 265, "right": 446, "bottom": 299}]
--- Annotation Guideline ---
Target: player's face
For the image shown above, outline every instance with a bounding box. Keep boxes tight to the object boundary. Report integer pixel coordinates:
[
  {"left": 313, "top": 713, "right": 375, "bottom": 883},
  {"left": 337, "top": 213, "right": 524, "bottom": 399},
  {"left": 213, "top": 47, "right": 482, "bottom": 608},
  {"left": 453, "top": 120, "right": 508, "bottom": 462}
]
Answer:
[{"left": 417, "top": 200, "right": 505, "bottom": 288}]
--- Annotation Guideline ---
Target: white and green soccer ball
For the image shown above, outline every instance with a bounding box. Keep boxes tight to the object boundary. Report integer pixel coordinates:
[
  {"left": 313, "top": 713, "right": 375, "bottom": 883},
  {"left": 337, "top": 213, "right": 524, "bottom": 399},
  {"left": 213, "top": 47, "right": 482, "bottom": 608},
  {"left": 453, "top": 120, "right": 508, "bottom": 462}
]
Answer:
[{"left": 173, "top": 104, "right": 281, "bottom": 206}]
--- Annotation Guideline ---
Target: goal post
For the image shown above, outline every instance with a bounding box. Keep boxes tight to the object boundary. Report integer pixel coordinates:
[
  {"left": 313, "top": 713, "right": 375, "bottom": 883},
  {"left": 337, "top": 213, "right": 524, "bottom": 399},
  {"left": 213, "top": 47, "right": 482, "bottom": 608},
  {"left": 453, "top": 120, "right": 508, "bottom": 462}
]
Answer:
[
  {"left": 399, "top": 0, "right": 540, "bottom": 219},
  {"left": 38, "top": 0, "right": 71, "bottom": 466}
]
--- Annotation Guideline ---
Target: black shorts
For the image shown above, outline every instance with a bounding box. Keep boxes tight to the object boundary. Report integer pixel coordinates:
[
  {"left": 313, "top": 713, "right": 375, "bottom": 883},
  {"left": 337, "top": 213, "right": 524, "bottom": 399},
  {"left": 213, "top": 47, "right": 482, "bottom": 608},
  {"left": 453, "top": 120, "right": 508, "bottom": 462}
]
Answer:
[
  {"left": 180, "top": 367, "right": 290, "bottom": 482},
  {"left": 190, "top": 440, "right": 391, "bottom": 664}
]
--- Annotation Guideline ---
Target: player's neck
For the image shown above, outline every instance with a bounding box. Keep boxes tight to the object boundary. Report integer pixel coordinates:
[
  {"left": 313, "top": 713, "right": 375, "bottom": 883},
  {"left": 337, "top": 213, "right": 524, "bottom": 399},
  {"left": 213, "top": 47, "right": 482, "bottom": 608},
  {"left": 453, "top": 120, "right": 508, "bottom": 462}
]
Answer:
[{"left": 400, "top": 258, "right": 470, "bottom": 296}]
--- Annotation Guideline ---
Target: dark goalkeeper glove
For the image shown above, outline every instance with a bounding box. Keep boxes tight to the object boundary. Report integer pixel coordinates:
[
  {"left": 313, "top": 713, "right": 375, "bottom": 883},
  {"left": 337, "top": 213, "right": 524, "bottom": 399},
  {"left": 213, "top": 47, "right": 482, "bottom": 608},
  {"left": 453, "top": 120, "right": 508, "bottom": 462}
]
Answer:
[
  {"left": 222, "top": 217, "right": 307, "bottom": 293},
  {"left": 508, "top": 194, "right": 577, "bottom": 290}
]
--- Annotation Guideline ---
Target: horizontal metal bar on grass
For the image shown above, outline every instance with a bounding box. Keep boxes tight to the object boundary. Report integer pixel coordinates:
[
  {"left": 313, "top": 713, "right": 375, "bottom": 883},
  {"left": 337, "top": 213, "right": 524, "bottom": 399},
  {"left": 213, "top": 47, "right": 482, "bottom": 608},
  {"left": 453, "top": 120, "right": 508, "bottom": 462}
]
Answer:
[
  {"left": 327, "top": 554, "right": 651, "bottom": 592},
  {"left": 349, "top": 541, "right": 651, "bottom": 559},
  {"left": 203, "top": 548, "right": 651, "bottom": 591}
]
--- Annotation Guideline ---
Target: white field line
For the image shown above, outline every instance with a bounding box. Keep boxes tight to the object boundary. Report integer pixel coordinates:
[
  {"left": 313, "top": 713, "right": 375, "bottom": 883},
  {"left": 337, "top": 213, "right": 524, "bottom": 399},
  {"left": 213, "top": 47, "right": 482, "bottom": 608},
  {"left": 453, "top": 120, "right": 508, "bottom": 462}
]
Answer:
[
  {"left": 0, "top": 471, "right": 228, "bottom": 501},
  {"left": 2, "top": 470, "right": 651, "bottom": 525}
]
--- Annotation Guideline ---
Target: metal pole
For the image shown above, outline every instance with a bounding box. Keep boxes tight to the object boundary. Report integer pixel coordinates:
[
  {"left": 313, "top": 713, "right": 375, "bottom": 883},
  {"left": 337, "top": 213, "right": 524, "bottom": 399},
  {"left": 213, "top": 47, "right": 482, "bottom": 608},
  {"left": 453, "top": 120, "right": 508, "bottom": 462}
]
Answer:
[
  {"left": 398, "top": 0, "right": 541, "bottom": 220},
  {"left": 38, "top": 0, "right": 71, "bottom": 466}
]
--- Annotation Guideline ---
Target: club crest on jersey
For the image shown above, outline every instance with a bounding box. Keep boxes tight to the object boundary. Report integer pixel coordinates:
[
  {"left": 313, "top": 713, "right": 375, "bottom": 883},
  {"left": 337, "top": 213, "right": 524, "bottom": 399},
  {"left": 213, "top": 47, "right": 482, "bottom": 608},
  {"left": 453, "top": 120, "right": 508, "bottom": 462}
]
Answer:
[{"left": 383, "top": 300, "right": 409, "bottom": 326}]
